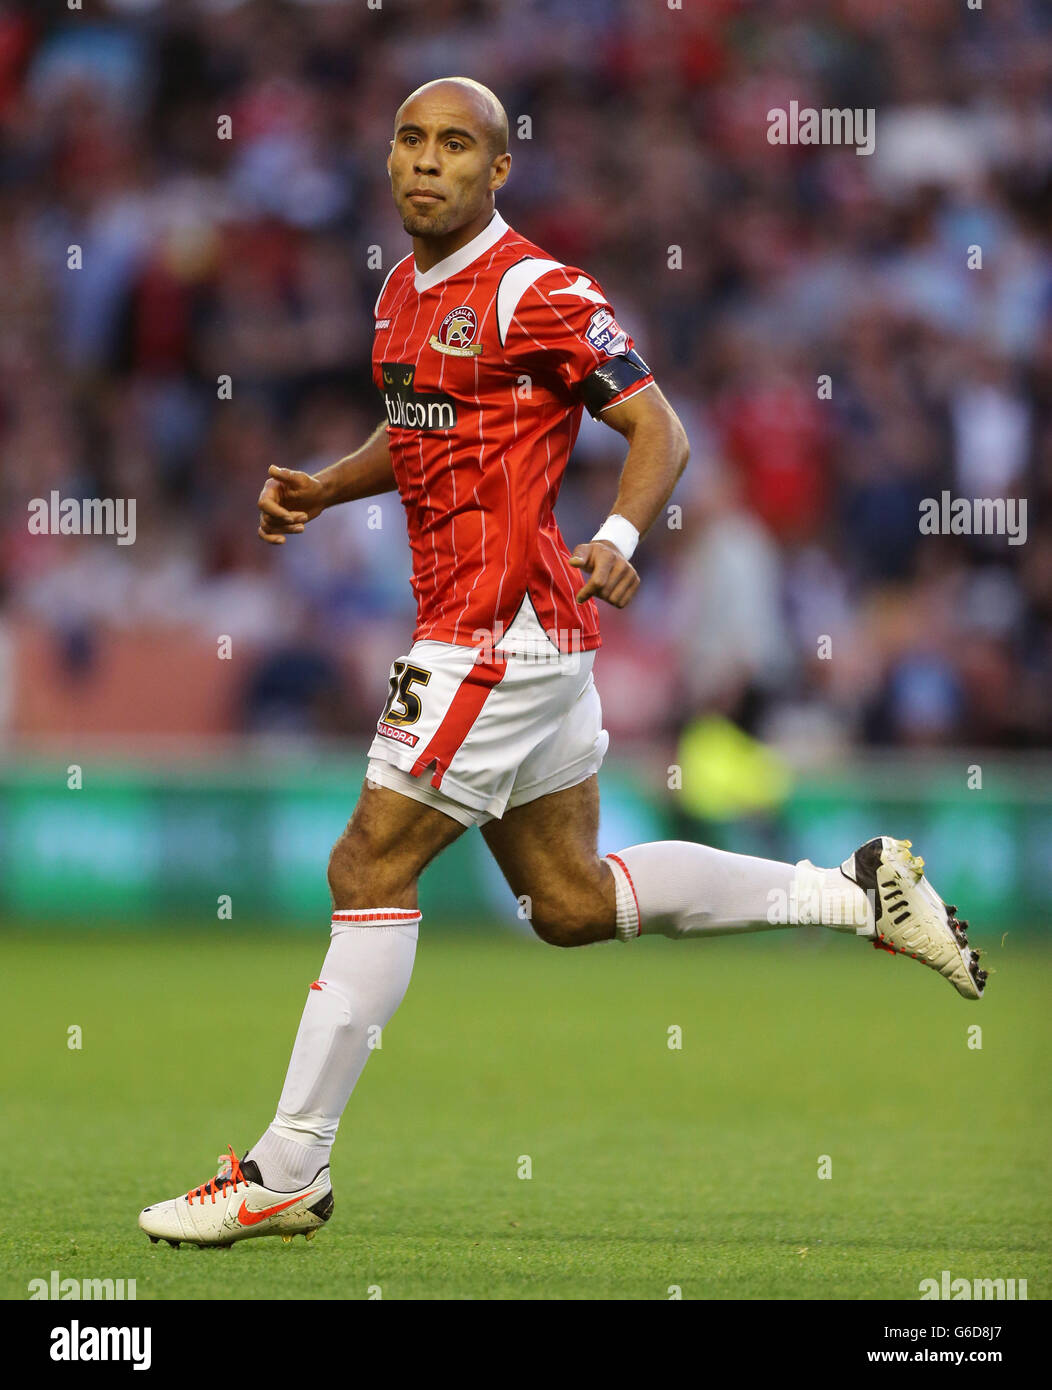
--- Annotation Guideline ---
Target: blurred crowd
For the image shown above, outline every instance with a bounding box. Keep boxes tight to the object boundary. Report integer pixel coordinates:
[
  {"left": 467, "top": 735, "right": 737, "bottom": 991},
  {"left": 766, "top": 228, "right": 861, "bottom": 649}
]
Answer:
[{"left": 1, "top": 0, "right": 1049, "bottom": 753}]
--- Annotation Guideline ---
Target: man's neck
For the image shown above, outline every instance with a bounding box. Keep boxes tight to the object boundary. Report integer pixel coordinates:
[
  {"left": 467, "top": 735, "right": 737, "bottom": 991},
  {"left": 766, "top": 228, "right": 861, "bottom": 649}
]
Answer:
[{"left": 412, "top": 205, "right": 497, "bottom": 274}]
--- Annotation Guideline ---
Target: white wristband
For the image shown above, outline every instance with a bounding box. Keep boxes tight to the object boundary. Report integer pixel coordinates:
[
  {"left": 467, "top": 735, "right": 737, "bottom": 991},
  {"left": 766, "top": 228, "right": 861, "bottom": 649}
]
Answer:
[{"left": 591, "top": 514, "right": 639, "bottom": 560}]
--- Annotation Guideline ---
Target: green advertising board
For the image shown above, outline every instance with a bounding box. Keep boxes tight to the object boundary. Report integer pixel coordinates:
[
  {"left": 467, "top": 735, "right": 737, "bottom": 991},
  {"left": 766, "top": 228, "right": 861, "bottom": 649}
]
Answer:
[{"left": 0, "top": 757, "right": 1047, "bottom": 931}]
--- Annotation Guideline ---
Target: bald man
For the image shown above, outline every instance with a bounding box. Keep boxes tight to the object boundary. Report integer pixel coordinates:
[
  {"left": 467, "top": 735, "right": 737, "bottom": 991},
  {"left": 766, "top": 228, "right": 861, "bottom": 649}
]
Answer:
[{"left": 138, "top": 78, "right": 984, "bottom": 1250}]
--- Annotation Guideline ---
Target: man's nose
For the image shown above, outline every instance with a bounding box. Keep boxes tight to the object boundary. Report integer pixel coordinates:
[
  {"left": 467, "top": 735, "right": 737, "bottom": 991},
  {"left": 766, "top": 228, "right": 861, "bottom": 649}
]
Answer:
[{"left": 414, "top": 144, "right": 440, "bottom": 175}]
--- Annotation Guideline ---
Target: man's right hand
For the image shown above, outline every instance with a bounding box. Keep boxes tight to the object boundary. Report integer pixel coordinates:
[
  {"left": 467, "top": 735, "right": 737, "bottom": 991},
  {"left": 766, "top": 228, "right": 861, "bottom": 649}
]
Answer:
[{"left": 257, "top": 466, "right": 328, "bottom": 545}]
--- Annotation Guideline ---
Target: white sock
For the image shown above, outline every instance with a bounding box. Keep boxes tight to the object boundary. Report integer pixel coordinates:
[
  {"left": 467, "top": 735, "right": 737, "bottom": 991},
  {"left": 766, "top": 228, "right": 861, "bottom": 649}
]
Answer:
[
  {"left": 246, "top": 909, "right": 420, "bottom": 1190},
  {"left": 603, "top": 842, "right": 871, "bottom": 941}
]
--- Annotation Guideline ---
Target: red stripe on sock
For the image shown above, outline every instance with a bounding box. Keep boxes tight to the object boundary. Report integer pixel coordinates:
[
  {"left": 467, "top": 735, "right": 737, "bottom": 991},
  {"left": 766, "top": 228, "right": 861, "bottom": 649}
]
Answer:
[
  {"left": 331, "top": 910, "right": 422, "bottom": 923},
  {"left": 410, "top": 656, "right": 507, "bottom": 788},
  {"left": 606, "top": 853, "right": 641, "bottom": 936}
]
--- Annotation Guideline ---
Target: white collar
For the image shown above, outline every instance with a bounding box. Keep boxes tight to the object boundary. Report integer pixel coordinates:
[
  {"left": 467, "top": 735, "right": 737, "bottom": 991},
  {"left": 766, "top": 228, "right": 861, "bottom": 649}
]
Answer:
[{"left": 413, "top": 211, "right": 509, "bottom": 292}]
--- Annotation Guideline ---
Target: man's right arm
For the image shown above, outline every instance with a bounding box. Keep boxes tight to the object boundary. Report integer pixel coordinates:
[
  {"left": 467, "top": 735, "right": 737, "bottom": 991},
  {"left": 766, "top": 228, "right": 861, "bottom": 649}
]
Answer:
[{"left": 258, "top": 423, "right": 396, "bottom": 544}]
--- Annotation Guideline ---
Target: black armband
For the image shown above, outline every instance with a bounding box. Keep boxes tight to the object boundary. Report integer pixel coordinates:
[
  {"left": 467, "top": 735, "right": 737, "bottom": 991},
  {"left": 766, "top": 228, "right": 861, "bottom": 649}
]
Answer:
[{"left": 580, "top": 349, "right": 652, "bottom": 418}]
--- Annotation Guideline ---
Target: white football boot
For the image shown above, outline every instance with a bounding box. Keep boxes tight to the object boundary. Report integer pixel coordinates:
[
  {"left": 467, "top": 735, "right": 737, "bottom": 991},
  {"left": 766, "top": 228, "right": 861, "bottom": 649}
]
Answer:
[
  {"left": 840, "top": 837, "right": 987, "bottom": 1000},
  {"left": 139, "top": 1147, "right": 333, "bottom": 1248}
]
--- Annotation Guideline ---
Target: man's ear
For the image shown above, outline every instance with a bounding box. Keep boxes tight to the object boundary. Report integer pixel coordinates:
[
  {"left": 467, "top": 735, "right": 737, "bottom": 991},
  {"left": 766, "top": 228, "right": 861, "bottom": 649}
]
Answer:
[{"left": 489, "top": 152, "right": 511, "bottom": 193}]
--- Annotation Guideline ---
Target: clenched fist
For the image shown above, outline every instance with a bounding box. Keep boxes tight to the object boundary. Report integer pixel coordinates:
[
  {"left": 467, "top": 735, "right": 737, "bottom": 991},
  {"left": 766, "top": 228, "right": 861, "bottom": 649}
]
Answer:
[
  {"left": 569, "top": 540, "right": 640, "bottom": 608},
  {"left": 257, "top": 466, "right": 328, "bottom": 545}
]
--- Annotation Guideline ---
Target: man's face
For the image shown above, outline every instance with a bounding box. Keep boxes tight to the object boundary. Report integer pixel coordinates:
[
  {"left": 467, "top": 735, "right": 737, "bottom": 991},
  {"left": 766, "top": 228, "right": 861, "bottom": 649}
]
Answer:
[{"left": 388, "top": 90, "right": 508, "bottom": 239}]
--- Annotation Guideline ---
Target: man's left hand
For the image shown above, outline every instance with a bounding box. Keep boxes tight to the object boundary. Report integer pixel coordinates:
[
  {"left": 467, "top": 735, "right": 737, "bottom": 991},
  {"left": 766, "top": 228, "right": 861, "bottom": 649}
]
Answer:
[{"left": 569, "top": 540, "right": 640, "bottom": 608}]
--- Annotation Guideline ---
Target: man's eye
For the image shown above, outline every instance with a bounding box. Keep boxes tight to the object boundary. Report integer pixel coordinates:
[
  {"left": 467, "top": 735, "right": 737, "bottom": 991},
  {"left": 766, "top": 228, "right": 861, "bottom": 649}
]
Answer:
[{"left": 446, "top": 141, "right": 463, "bottom": 152}]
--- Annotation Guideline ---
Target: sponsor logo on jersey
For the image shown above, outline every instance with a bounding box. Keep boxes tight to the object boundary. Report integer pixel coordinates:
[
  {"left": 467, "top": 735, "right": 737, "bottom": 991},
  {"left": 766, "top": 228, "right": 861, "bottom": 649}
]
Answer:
[
  {"left": 429, "top": 304, "right": 482, "bottom": 357},
  {"left": 584, "top": 308, "right": 628, "bottom": 357},
  {"left": 375, "top": 318, "right": 391, "bottom": 330},
  {"left": 381, "top": 362, "right": 458, "bottom": 432},
  {"left": 376, "top": 720, "right": 419, "bottom": 747}
]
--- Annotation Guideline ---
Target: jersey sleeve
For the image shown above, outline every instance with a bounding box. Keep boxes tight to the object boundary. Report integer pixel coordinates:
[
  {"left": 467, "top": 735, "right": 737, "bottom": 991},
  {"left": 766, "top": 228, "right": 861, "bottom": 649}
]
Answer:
[{"left": 501, "top": 265, "right": 655, "bottom": 418}]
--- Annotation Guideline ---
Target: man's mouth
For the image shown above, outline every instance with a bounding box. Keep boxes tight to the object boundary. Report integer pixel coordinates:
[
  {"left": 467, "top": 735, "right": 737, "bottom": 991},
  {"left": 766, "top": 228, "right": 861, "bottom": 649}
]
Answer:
[{"left": 406, "top": 189, "right": 444, "bottom": 204}]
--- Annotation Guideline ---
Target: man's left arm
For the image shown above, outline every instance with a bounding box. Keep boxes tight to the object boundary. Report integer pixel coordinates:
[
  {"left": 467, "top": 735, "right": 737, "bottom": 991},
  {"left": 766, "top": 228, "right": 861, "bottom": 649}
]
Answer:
[{"left": 570, "top": 384, "right": 690, "bottom": 608}]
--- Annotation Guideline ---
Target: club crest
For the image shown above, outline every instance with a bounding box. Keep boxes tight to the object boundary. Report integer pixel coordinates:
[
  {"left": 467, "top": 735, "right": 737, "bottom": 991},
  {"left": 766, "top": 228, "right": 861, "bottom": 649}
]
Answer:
[{"left": 429, "top": 305, "right": 482, "bottom": 357}]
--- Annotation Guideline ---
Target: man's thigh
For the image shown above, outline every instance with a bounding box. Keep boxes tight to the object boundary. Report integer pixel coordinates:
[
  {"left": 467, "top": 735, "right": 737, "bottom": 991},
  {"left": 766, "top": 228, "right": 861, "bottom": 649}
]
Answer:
[{"left": 481, "top": 775, "right": 616, "bottom": 943}]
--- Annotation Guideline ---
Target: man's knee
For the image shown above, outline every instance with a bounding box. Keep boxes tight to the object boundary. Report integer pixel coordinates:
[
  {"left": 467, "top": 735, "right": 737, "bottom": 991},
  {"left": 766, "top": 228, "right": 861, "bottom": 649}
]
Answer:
[
  {"left": 327, "top": 823, "right": 412, "bottom": 908},
  {"left": 327, "top": 828, "right": 365, "bottom": 904}
]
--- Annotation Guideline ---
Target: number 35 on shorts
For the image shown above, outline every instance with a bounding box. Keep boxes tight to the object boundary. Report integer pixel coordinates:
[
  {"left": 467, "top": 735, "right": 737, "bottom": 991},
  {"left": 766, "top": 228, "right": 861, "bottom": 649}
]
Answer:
[{"left": 381, "top": 662, "right": 432, "bottom": 727}]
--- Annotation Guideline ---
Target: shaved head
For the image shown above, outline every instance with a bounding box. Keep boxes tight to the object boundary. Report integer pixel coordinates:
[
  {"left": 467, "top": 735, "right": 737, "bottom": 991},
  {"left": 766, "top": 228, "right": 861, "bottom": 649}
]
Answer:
[
  {"left": 395, "top": 77, "right": 509, "bottom": 159},
  {"left": 388, "top": 76, "right": 512, "bottom": 266}
]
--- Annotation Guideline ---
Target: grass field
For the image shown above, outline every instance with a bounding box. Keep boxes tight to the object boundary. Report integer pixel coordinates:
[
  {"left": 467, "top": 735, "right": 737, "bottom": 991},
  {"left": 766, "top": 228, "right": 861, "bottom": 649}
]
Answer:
[{"left": 1, "top": 925, "right": 1048, "bottom": 1301}]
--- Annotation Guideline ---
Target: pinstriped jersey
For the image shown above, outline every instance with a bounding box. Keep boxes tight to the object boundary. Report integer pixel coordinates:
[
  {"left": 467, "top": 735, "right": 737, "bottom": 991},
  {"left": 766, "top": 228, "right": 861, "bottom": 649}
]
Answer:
[{"left": 372, "top": 211, "right": 654, "bottom": 654}]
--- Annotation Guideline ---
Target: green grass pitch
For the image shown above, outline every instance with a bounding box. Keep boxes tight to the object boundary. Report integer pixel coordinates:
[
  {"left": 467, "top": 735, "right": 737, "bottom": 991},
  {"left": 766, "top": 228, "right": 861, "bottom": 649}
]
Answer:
[{"left": 1, "top": 925, "right": 1048, "bottom": 1300}]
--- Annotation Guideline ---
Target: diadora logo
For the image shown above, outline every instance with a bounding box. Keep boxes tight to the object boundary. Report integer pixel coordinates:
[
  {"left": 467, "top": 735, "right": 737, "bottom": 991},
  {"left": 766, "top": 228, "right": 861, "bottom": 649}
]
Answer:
[
  {"left": 376, "top": 720, "right": 419, "bottom": 746},
  {"left": 381, "top": 362, "right": 458, "bottom": 431},
  {"left": 429, "top": 304, "right": 482, "bottom": 357}
]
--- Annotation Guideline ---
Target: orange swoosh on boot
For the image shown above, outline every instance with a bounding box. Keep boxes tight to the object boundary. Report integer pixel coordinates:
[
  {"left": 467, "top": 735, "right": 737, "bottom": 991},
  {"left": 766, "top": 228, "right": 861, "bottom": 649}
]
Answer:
[{"left": 237, "top": 1193, "right": 316, "bottom": 1226}]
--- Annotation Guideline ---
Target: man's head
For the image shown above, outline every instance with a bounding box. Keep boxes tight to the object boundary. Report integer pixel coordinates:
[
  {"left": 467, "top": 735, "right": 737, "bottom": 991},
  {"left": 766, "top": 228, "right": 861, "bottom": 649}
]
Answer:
[{"left": 388, "top": 78, "right": 510, "bottom": 241}]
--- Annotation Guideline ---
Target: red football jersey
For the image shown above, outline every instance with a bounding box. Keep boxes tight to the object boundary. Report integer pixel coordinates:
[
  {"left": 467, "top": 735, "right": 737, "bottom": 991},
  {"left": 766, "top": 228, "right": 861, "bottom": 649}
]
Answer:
[{"left": 372, "top": 211, "right": 654, "bottom": 654}]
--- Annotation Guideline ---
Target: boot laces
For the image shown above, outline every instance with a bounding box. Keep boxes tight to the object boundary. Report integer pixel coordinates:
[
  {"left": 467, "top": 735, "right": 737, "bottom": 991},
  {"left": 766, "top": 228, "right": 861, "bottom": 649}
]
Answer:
[{"left": 186, "top": 1146, "right": 246, "bottom": 1206}]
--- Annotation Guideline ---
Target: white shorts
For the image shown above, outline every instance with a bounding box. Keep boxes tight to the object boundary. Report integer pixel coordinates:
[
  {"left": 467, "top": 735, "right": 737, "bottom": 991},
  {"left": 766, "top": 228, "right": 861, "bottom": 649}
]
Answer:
[{"left": 366, "top": 635, "right": 608, "bottom": 829}]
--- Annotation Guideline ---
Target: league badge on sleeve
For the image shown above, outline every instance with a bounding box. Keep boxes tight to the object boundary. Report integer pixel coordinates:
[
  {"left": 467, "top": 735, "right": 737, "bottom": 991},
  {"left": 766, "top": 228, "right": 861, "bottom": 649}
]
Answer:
[
  {"left": 584, "top": 308, "right": 629, "bottom": 357},
  {"left": 430, "top": 305, "right": 483, "bottom": 357}
]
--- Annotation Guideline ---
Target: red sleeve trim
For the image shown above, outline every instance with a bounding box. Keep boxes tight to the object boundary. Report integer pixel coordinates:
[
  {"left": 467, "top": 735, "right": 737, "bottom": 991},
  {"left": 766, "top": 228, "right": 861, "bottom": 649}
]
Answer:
[{"left": 598, "top": 375, "right": 656, "bottom": 413}]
